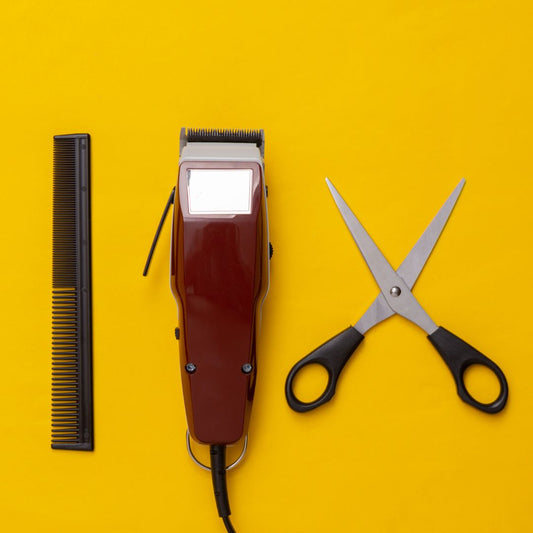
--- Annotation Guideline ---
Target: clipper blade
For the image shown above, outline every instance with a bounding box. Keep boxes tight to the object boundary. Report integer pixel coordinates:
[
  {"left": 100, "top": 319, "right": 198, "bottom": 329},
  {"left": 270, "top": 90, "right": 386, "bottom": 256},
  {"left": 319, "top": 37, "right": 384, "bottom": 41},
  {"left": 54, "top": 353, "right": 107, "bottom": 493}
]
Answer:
[{"left": 180, "top": 128, "right": 264, "bottom": 156}]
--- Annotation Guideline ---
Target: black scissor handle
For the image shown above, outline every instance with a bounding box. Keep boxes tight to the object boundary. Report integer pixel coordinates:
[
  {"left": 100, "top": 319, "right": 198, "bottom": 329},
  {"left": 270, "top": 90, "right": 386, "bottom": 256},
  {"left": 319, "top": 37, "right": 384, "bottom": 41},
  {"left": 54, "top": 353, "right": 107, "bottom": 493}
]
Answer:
[
  {"left": 428, "top": 326, "right": 508, "bottom": 414},
  {"left": 285, "top": 327, "right": 364, "bottom": 412}
]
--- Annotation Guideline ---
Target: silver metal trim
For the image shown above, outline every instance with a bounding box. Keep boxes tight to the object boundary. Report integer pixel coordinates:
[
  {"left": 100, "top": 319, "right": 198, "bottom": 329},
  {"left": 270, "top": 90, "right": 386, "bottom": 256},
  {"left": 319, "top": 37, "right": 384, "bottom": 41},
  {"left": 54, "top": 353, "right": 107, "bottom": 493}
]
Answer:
[
  {"left": 185, "top": 429, "right": 248, "bottom": 472},
  {"left": 180, "top": 143, "right": 263, "bottom": 166}
]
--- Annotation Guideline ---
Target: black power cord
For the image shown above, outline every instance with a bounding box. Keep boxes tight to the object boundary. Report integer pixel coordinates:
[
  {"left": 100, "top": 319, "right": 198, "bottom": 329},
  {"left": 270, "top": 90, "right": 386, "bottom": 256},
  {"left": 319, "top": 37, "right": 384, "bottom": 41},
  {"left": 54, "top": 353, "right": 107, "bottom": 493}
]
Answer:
[{"left": 210, "top": 445, "right": 236, "bottom": 533}]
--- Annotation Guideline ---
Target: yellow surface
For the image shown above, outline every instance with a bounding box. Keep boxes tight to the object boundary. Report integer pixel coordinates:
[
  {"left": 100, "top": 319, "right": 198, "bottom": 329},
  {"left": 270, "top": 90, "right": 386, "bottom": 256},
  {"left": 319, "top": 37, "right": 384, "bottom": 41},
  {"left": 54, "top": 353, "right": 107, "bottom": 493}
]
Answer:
[{"left": 1, "top": 1, "right": 532, "bottom": 531}]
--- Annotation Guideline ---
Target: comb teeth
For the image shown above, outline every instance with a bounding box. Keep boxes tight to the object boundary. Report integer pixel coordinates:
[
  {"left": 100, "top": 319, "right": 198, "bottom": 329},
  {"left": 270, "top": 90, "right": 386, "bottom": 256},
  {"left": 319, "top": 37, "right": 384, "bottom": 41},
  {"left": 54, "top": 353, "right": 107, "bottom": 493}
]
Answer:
[
  {"left": 53, "top": 139, "right": 79, "bottom": 288},
  {"left": 52, "top": 134, "right": 93, "bottom": 451},
  {"left": 184, "top": 128, "right": 264, "bottom": 147}
]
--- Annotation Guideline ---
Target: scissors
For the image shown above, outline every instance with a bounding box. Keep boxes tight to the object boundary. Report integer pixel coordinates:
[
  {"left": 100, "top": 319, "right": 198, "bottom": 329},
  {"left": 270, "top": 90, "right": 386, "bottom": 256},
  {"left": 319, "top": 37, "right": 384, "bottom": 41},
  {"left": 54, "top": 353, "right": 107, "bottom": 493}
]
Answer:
[{"left": 285, "top": 178, "right": 508, "bottom": 414}]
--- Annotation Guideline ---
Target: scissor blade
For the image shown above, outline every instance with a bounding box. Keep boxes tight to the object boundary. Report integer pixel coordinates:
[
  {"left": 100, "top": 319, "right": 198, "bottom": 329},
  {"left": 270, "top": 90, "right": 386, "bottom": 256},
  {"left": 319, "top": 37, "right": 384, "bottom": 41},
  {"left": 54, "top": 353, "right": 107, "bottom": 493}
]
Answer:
[
  {"left": 396, "top": 179, "right": 465, "bottom": 287},
  {"left": 354, "top": 293, "right": 394, "bottom": 334},
  {"left": 353, "top": 179, "right": 465, "bottom": 333},
  {"left": 326, "top": 178, "right": 438, "bottom": 334}
]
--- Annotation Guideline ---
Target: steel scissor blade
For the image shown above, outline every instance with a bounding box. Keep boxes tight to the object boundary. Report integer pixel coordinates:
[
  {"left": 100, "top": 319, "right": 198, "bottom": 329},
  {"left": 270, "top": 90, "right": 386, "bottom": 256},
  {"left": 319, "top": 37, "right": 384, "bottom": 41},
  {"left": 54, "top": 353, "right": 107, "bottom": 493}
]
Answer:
[
  {"left": 396, "top": 179, "right": 465, "bottom": 288},
  {"left": 351, "top": 178, "right": 465, "bottom": 333},
  {"left": 326, "top": 178, "right": 464, "bottom": 334}
]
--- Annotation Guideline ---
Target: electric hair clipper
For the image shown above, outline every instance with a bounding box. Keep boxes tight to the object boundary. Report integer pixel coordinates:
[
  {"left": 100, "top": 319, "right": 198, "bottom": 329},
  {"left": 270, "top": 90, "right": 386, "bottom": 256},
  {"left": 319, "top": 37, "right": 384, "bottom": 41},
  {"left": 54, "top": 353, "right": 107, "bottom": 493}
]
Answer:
[{"left": 144, "top": 128, "right": 270, "bottom": 532}]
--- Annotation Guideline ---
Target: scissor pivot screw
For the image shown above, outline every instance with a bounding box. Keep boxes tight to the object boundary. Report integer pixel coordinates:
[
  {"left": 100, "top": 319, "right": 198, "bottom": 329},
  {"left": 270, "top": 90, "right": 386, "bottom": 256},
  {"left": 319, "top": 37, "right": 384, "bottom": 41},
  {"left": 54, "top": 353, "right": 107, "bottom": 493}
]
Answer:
[{"left": 390, "top": 286, "right": 401, "bottom": 297}]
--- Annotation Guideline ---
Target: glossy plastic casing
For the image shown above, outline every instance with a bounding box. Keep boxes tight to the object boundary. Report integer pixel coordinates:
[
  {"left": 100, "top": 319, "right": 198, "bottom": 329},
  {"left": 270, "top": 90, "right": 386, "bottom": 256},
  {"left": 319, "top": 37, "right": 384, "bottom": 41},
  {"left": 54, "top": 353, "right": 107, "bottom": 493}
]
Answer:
[{"left": 170, "top": 159, "right": 268, "bottom": 445}]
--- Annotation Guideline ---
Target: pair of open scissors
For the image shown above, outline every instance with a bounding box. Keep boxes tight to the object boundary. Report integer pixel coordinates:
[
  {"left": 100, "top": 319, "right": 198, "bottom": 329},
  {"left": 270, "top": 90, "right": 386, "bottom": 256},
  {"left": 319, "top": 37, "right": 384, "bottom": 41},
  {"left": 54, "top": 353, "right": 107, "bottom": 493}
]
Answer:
[{"left": 285, "top": 179, "right": 508, "bottom": 414}]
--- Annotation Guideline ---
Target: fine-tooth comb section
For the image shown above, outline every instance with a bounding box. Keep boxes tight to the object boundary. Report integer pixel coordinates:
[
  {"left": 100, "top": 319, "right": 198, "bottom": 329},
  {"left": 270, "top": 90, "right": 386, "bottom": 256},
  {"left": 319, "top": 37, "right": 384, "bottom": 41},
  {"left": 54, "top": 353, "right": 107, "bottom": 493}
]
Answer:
[{"left": 52, "top": 134, "right": 93, "bottom": 451}]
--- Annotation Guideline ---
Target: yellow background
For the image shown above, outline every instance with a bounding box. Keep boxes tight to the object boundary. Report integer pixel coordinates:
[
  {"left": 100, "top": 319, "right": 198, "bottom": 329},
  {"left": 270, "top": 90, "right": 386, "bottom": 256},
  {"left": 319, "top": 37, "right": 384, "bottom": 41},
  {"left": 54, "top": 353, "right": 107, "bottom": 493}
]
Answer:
[{"left": 2, "top": 0, "right": 532, "bottom": 531}]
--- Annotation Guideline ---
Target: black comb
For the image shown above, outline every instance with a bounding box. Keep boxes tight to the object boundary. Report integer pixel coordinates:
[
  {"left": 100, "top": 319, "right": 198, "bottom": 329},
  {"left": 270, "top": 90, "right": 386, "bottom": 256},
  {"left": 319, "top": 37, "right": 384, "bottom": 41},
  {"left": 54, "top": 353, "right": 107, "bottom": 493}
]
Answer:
[
  {"left": 52, "top": 134, "right": 94, "bottom": 451},
  {"left": 180, "top": 128, "right": 265, "bottom": 156}
]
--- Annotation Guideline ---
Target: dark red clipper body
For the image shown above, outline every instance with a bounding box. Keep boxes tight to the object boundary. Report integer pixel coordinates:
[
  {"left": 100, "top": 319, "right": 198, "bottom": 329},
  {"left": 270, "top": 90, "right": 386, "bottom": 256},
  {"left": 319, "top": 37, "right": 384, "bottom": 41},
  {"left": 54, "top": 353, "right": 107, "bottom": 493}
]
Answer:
[{"left": 170, "top": 137, "right": 269, "bottom": 445}]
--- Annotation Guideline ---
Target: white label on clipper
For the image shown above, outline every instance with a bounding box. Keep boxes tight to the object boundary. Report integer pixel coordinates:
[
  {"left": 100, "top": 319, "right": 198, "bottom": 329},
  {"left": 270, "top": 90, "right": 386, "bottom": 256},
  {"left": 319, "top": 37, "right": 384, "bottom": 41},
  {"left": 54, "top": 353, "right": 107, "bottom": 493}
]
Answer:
[{"left": 187, "top": 169, "right": 253, "bottom": 214}]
